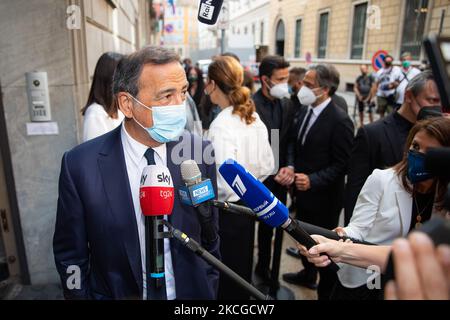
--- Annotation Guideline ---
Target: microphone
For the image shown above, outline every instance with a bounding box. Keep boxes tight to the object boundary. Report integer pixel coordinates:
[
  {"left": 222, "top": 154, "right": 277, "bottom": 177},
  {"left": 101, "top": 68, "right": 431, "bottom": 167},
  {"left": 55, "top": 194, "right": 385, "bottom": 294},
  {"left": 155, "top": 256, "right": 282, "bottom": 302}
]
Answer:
[
  {"left": 164, "top": 220, "right": 271, "bottom": 300},
  {"left": 219, "top": 159, "right": 340, "bottom": 272},
  {"left": 179, "top": 160, "right": 218, "bottom": 244},
  {"left": 140, "top": 165, "right": 174, "bottom": 298},
  {"left": 296, "top": 221, "right": 374, "bottom": 246},
  {"left": 197, "top": 0, "right": 224, "bottom": 25},
  {"left": 210, "top": 200, "right": 256, "bottom": 216},
  {"left": 214, "top": 200, "right": 374, "bottom": 245},
  {"left": 425, "top": 147, "right": 450, "bottom": 178}
]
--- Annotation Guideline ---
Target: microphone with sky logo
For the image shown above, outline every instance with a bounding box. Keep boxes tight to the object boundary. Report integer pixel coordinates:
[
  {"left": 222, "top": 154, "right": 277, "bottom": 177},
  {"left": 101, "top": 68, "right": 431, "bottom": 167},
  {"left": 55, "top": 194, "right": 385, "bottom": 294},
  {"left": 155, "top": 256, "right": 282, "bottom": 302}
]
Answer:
[{"left": 140, "top": 164, "right": 174, "bottom": 298}]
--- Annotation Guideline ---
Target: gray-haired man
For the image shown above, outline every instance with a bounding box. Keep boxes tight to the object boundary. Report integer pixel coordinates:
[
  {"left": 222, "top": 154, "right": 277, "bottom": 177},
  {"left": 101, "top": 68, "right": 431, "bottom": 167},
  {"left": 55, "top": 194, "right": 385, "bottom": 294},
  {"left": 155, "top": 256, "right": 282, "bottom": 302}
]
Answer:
[
  {"left": 54, "top": 46, "right": 220, "bottom": 300},
  {"left": 282, "top": 64, "right": 354, "bottom": 300}
]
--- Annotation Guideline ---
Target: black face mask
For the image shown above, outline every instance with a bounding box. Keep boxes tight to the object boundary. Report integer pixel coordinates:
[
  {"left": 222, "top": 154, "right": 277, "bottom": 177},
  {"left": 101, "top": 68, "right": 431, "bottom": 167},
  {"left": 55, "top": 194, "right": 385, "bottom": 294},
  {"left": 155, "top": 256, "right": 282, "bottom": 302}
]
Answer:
[
  {"left": 417, "top": 106, "right": 443, "bottom": 121},
  {"left": 384, "top": 61, "right": 392, "bottom": 67}
]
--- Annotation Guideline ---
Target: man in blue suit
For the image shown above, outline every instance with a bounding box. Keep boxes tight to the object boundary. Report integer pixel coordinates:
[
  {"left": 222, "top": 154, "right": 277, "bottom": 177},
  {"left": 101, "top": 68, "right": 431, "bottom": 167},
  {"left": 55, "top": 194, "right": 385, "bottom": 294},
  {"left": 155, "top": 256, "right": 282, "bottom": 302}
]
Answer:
[{"left": 53, "top": 46, "right": 220, "bottom": 300}]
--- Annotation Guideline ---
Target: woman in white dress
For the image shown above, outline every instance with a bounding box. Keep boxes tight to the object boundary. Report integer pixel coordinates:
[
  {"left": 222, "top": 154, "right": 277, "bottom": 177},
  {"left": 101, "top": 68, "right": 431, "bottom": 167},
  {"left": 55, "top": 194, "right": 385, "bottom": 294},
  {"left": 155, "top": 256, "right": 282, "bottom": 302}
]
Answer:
[
  {"left": 204, "top": 56, "right": 275, "bottom": 300},
  {"left": 81, "top": 52, "right": 124, "bottom": 142}
]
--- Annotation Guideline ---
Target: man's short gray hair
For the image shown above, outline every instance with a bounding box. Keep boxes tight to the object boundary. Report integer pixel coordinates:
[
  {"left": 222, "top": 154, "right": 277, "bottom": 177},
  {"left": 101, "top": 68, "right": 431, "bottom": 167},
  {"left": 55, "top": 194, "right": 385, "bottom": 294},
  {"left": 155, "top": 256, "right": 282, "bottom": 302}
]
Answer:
[
  {"left": 113, "top": 46, "right": 180, "bottom": 97},
  {"left": 308, "top": 64, "right": 340, "bottom": 96},
  {"left": 405, "top": 70, "right": 434, "bottom": 97}
]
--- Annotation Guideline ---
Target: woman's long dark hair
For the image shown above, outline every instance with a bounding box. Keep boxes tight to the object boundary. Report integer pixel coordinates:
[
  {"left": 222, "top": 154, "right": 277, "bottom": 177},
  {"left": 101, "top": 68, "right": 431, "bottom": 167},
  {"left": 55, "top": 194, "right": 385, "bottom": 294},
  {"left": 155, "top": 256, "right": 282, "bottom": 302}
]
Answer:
[
  {"left": 394, "top": 117, "right": 450, "bottom": 210},
  {"left": 81, "top": 52, "right": 123, "bottom": 118}
]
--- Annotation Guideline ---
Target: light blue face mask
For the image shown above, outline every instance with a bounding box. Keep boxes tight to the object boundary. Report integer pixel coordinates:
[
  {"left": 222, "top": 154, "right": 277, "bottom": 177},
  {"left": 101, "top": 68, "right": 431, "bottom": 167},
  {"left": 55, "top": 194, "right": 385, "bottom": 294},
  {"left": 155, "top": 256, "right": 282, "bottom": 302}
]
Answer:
[{"left": 129, "top": 95, "right": 187, "bottom": 143}]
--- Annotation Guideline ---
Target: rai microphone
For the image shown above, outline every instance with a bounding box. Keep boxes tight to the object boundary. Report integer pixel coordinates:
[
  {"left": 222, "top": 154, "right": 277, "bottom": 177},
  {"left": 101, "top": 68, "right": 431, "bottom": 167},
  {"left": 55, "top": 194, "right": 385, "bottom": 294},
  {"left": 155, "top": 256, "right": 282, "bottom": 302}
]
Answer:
[
  {"left": 179, "top": 160, "right": 218, "bottom": 244},
  {"left": 219, "top": 159, "right": 340, "bottom": 273},
  {"left": 197, "top": 0, "right": 224, "bottom": 25},
  {"left": 139, "top": 165, "right": 174, "bottom": 297}
]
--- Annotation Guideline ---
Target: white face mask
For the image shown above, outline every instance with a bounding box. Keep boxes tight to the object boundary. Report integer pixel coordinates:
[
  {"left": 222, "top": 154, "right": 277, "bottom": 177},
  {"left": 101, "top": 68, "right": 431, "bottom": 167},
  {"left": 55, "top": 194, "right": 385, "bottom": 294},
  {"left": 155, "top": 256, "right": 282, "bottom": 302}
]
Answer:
[
  {"left": 297, "top": 86, "right": 322, "bottom": 106},
  {"left": 268, "top": 82, "right": 290, "bottom": 99}
]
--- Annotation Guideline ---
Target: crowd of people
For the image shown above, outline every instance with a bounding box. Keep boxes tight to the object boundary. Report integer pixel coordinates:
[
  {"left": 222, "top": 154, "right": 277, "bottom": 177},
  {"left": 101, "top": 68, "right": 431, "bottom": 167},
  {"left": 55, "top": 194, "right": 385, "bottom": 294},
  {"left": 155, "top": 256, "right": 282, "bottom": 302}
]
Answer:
[{"left": 53, "top": 45, "right": 449, "bottom": 301}]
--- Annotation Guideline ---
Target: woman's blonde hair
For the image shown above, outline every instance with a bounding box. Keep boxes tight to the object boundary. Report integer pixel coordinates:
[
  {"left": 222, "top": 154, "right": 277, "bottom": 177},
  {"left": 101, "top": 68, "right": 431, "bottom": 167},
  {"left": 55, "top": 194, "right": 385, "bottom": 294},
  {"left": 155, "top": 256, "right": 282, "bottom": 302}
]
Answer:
[{"left": 207, "top": 56, "right": 256, "bottom": 125}]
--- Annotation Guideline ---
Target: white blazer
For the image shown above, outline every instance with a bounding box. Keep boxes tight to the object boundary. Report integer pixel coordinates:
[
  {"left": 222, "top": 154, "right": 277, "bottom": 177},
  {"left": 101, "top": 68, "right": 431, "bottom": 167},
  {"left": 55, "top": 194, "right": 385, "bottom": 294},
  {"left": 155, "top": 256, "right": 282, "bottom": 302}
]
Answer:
[
  {"left": 83, "top": 103, "right": 124, "bottom": 142},
  {"left": 205, "top": 106, "right": 275, "bottom": 202},
  {"left": 339, "top": 168, "right": 429, "bottom": 288}
]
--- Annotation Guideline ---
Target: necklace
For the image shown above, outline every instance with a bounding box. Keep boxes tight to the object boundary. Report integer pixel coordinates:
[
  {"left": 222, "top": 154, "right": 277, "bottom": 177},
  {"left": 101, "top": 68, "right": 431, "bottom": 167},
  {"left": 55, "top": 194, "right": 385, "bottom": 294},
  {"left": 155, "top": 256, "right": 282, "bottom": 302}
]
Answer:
[{"left": 413, "top": 195, "right": 433, "bottom": 229}]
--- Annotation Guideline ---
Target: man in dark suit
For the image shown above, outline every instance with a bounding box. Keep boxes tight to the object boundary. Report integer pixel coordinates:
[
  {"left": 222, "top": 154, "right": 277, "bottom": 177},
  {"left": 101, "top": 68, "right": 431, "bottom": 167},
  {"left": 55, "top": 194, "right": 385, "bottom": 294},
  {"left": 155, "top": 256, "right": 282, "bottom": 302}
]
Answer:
[
  {"left": 344, "top": 71, "right": 441, "bottom": 225},
  {"left": 282, "top": 64, "right": 354, "bottom": 300},
  {"left": 288, "top": 67, "right": 306, "bottom": 113},
  {"left": 252, "top": 55, "right": 295, "bottom": 282},
  {"left": 53, "top": 47, "right": 220, "bottom": 300}
]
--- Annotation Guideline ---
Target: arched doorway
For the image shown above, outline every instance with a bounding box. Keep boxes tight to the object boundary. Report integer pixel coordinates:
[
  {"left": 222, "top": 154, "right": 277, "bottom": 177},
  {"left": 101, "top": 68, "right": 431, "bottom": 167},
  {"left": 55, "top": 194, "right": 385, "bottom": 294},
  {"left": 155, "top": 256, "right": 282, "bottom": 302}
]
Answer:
[{"left": 275, "top": 20, "right": 285, "bottom": 56}]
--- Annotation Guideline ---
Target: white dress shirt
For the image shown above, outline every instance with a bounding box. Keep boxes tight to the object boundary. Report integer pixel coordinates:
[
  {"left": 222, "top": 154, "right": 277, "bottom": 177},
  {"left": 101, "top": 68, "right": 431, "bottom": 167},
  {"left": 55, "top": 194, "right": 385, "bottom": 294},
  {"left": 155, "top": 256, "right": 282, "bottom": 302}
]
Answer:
[
  {"left": 205, "top": 106, "right": 275, "bottom": 202},
  {"left": 83, "top": 103, "right": 124, "bottom": 142},
  {"left": 298, "top": 97, "right": 331, "bottom": 145},
  {"left": 120, "top": 123, "right": 176, "bottom": 300}
]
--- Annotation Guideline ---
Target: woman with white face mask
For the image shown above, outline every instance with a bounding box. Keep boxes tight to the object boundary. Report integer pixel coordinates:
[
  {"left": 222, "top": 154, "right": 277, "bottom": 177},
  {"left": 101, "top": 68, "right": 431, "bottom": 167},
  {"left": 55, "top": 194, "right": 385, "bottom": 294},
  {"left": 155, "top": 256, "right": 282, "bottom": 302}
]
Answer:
[{"left": 204, "top": 56, "right": 275, "bottom": 300}]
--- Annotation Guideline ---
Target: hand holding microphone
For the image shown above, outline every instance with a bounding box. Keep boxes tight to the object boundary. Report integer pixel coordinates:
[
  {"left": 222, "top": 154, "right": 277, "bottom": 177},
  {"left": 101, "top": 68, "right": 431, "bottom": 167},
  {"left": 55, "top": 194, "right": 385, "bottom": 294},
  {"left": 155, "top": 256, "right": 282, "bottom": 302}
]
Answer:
[{"left": 297, "top": 235, "right": 353, "bottom": 268}]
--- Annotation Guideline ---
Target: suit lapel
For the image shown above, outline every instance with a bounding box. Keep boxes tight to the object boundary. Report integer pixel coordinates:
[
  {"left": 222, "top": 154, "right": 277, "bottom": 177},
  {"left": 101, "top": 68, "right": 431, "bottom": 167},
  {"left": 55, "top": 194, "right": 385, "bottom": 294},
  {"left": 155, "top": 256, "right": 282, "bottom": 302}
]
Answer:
[
  {"left": 302, "top": 101, "right": 332, "bottom": 145},
  {"left": 97, "top": 126, "right": 142, "bottom": 293},
  {"left": 382, "top": 114, "right": 402, "bottom": 163},
  {"left": 165, "top": 140, "right": 183, "bottom": 229},
  {"left": 255, "top": 101, "right": 271, "bottom": 129},
  {"left": 395, "top": 189, "right": 413, "bottom": 236},
  {"left": 279, "top": 99, "right": 290, "bottom": 140},
  {"left": 295, "top": 106, "right": 308, "bottom": 138}
]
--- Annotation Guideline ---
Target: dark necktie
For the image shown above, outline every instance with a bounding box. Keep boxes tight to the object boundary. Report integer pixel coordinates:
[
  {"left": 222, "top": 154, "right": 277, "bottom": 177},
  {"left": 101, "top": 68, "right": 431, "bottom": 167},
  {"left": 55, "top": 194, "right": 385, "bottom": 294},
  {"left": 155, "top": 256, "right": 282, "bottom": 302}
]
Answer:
[
  {"left": 144, "top": 148, "right": 156, "bottom": 165},
  {"left": 297, "top": 109, "right": 313, "bottom": 145},
  {"left": 143, "top": 148, "right": 167, "bottom": 300}
]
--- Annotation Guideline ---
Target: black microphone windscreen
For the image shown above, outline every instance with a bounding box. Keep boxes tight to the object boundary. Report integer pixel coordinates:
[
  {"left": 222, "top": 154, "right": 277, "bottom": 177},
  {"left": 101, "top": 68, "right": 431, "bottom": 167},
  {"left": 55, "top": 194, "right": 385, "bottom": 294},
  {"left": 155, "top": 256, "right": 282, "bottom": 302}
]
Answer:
[
  {"left": 198, "top": 0, "right": 224, "bottom": 25},
  {"left": 425, "top": 148, "right": 450, "bottom": 177}
]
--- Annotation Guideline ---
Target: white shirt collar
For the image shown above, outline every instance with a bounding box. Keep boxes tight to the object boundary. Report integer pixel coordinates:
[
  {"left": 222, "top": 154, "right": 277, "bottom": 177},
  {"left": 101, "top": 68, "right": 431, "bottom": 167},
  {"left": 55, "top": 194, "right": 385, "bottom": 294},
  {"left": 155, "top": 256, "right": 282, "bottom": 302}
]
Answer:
[
  {"left": 310, "top": 97, "right": 331, "bottom": 116},
  {"left": 120, "top": 123, "right": 166, "bottom": 166}
]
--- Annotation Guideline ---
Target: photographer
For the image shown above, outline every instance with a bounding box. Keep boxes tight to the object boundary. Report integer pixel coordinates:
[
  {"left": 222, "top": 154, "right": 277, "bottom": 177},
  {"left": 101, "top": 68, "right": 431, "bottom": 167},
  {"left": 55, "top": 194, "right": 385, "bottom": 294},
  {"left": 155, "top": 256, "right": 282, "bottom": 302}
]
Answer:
[{"left": 372, "top": 55, "right": 402, "bottom": 118}]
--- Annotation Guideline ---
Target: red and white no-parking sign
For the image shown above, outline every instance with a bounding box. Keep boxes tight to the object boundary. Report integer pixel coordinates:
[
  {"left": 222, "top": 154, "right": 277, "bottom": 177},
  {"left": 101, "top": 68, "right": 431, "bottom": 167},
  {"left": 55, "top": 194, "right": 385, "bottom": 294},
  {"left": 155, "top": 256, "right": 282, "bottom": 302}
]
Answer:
[{"left": 372, "top": 50, "right": 389, "bottom": 71}]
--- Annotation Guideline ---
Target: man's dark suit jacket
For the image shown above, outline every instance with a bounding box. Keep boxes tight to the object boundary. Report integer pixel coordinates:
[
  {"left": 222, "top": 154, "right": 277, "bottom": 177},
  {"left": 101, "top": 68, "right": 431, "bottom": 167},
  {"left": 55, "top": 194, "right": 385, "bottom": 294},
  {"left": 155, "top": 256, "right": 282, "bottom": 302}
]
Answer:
[
  {"left": 53, "top": 126, "right": 220, "bottom": 300},
  {"left": 294, "top": 100, "right": 354, "bottom": 229},
  {"left": 332, "top": 94, "right": 349, "bottom": 114},
  {"left": 253, "top": 90, "right": 295, "bottom": 200},
  {"left": 344, "top": 112, "right": 409, "bottom": 224}
]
